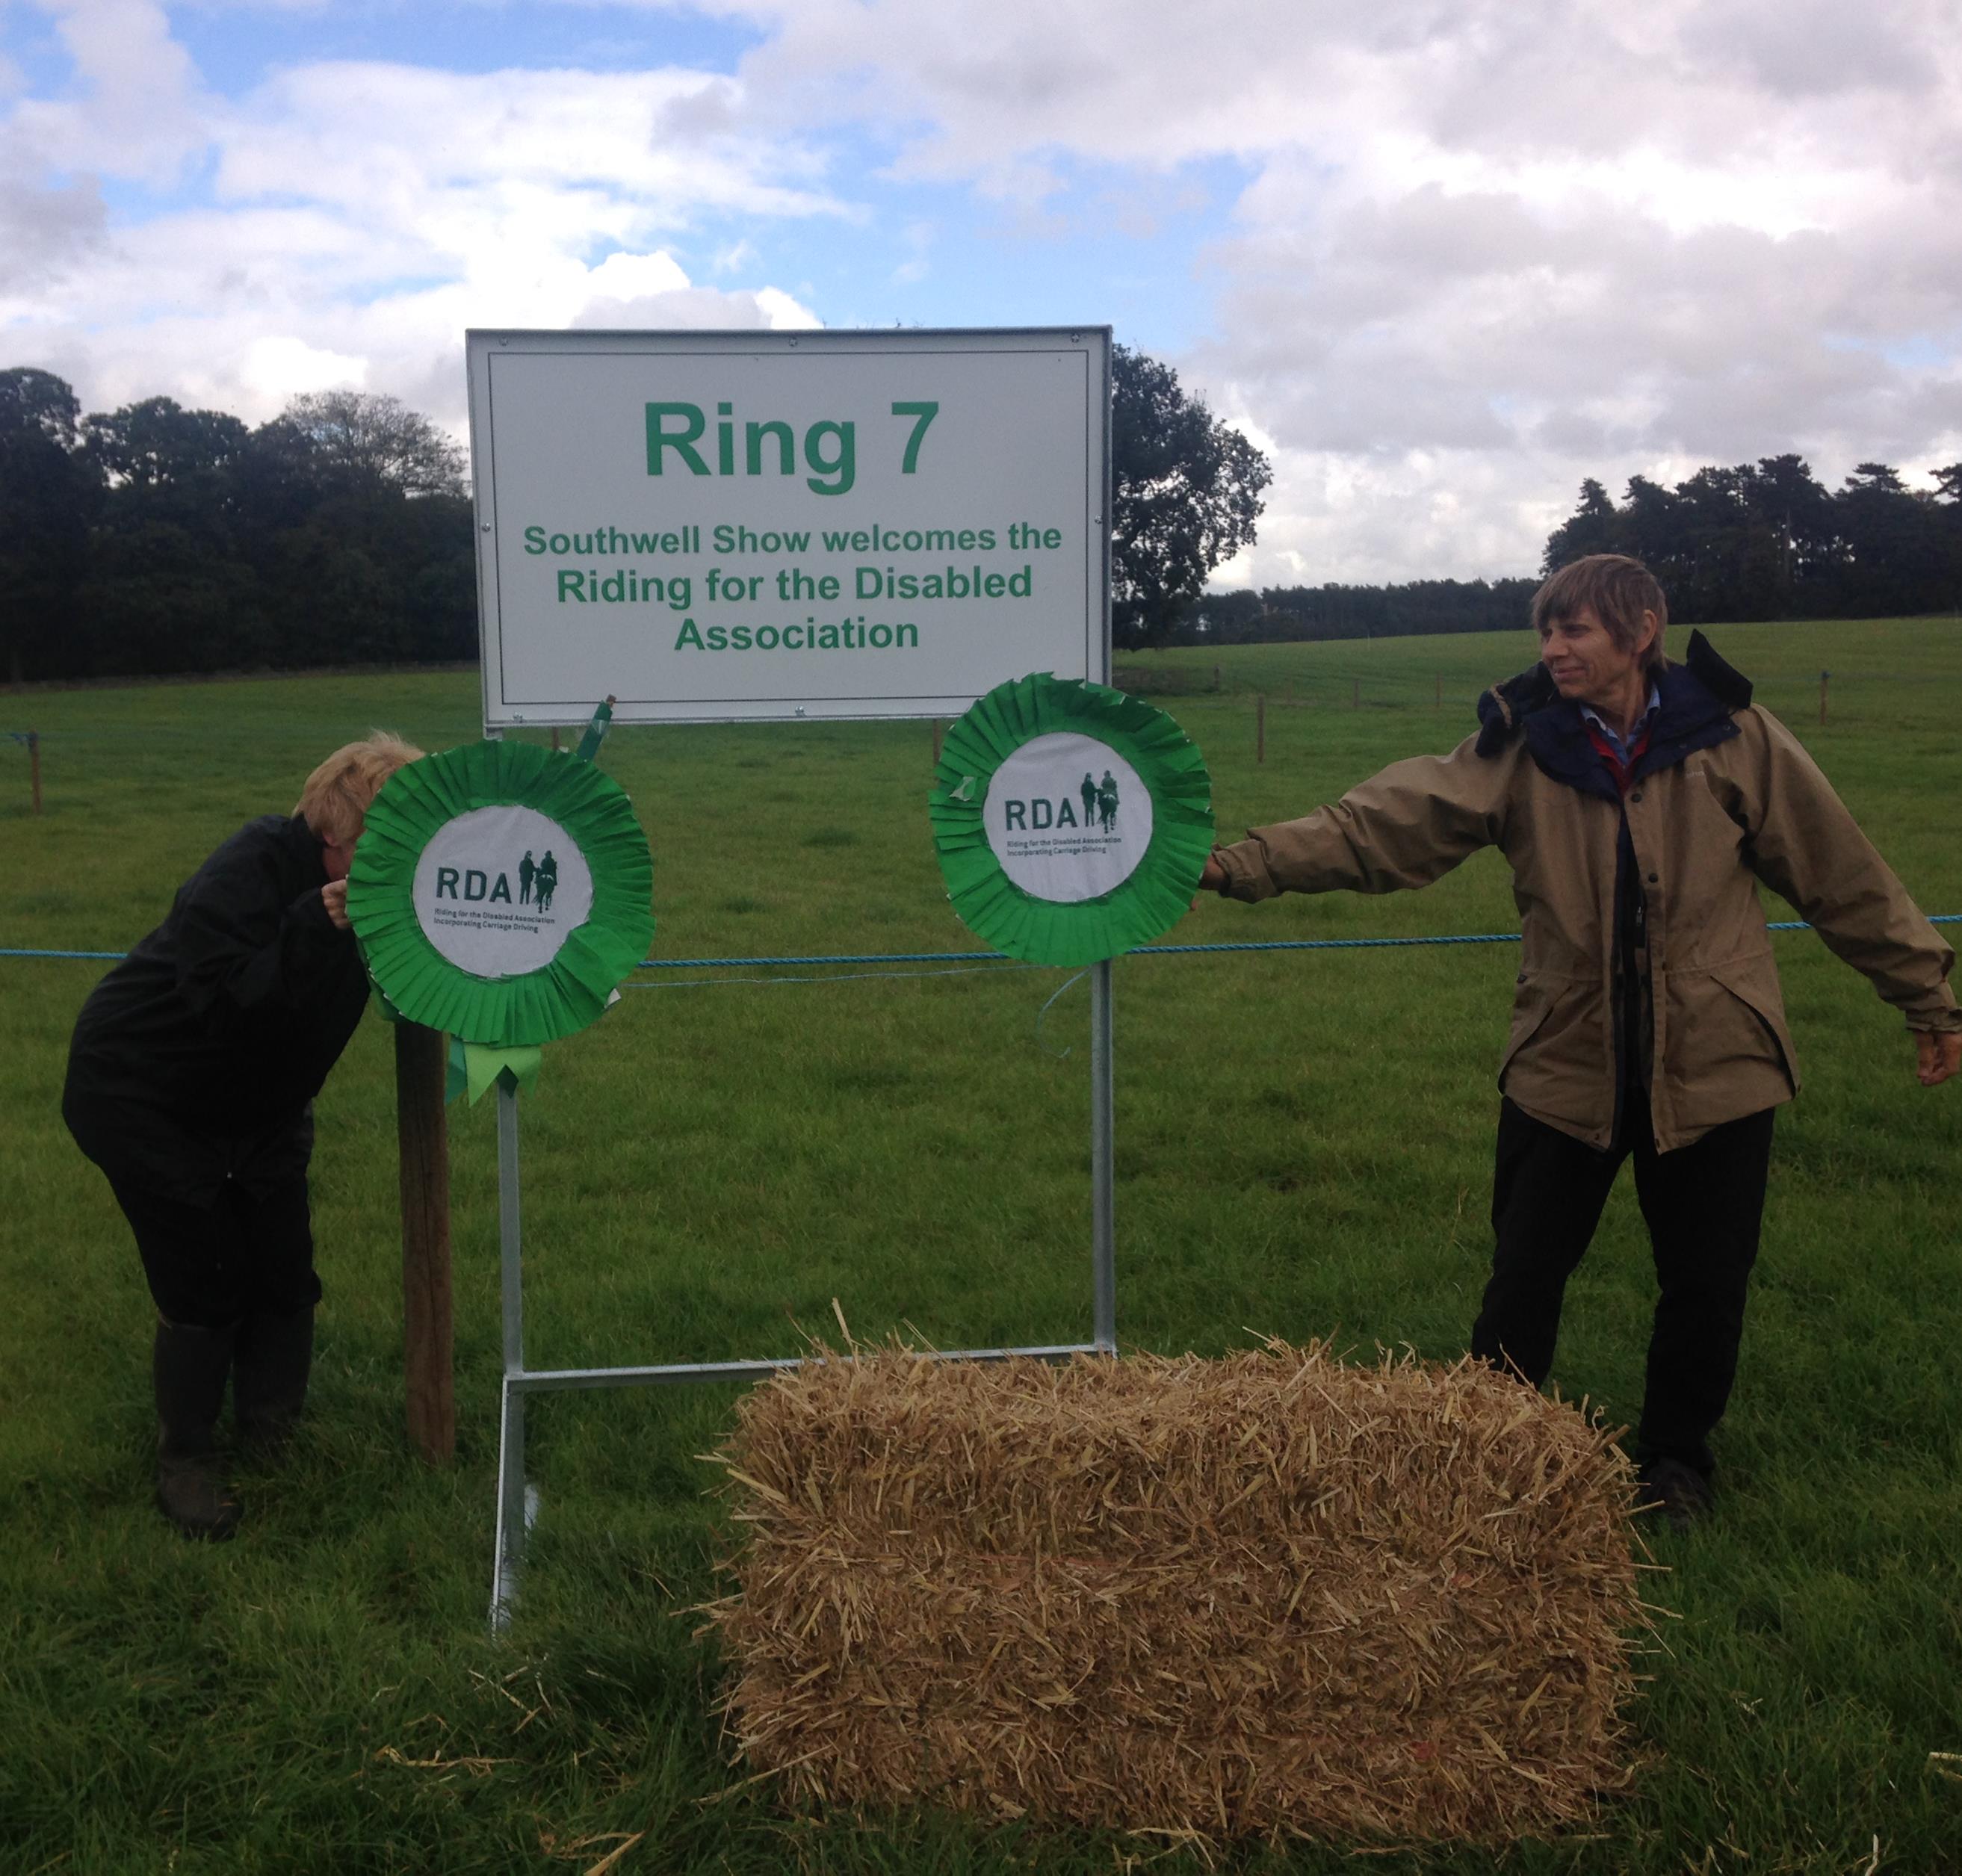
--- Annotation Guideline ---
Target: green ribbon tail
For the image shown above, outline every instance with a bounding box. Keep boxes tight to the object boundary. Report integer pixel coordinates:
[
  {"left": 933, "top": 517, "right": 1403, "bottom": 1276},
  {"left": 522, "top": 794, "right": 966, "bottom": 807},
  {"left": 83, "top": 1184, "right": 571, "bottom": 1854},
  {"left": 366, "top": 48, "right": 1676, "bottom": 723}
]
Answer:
[
  {"left": 574, "top": 696, "right": 616, "bottom": 764},
  {"left": 448, "top": 1037, "right": 545, "bottom": 1104}
]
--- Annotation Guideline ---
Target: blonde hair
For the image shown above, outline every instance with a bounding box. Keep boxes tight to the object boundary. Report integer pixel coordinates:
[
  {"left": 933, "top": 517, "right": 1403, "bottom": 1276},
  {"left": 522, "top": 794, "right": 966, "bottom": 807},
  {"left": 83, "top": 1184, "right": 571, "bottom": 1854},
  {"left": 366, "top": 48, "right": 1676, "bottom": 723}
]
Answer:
[{"left": 296, "top": 732, "right": 424, "bottom": 843}]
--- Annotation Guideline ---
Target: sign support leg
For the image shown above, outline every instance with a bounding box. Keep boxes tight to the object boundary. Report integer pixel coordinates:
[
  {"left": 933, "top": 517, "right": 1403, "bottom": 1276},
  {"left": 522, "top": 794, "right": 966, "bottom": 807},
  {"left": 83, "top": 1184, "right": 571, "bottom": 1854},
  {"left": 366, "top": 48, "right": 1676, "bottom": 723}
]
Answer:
[
  {"left": 1091, "top": 959, "right": 1115, "bottom": 1353},
  {"left": 491, "top": 1077, "right": 530, "bottom": 1629}
]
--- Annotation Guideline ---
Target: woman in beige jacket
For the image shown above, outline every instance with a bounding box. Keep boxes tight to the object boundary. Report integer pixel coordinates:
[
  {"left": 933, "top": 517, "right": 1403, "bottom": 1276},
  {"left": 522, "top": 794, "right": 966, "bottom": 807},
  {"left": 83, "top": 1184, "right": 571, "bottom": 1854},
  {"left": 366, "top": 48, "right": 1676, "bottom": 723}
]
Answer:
[{"left": 1202, "top": 555, "right": 1959, "bottom": 1526}]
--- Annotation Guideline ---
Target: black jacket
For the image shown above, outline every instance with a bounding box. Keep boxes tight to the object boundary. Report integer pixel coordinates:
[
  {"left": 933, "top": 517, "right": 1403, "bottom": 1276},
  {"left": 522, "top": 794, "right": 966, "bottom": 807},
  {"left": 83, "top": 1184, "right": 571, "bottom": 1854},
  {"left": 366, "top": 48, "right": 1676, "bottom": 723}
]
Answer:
[{"left": 63, "top": 814, "right": 371, "bottom": 1202}]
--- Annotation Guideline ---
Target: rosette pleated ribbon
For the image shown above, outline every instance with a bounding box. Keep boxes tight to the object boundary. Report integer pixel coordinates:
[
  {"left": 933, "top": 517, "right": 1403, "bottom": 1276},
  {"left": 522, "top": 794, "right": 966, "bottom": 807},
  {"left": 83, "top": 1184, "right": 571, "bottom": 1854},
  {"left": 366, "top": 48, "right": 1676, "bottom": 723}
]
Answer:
[
  {"left": 930, "top": 674, "right": 1213, "bottom": 966},
  {"left": 348, "top": 737, "right": 653, "bottom": 1100}
]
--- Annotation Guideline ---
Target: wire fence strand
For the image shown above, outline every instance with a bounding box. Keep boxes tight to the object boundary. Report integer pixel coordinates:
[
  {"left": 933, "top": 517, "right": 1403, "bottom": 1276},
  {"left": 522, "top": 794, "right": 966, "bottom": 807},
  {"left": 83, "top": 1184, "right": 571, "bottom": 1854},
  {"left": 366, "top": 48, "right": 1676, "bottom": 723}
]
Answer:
[{"left": 4, "top": 915, "right": 1957, "bottom": 974}]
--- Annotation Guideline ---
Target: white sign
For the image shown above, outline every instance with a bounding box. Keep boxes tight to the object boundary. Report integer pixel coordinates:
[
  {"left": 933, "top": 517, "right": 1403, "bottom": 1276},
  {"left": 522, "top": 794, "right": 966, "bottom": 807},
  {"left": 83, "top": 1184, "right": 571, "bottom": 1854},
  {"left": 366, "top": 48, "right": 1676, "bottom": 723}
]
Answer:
[
  {"left": 412, "top": 805, "right": 594, "bottom": 979},
  {"left": 983, "top": 732, "right": 1151, "bottom": 904},
  {"left": 466, "top": 327, "right": 1110, "bottom": 725}
]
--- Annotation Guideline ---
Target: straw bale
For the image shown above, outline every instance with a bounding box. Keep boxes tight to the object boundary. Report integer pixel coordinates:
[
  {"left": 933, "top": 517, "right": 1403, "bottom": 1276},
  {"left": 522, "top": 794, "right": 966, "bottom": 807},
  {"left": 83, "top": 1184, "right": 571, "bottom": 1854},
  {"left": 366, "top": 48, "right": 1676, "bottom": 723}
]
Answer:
[{"left": 704, "top": 1341, "right": 1648, "bottom": 1847}]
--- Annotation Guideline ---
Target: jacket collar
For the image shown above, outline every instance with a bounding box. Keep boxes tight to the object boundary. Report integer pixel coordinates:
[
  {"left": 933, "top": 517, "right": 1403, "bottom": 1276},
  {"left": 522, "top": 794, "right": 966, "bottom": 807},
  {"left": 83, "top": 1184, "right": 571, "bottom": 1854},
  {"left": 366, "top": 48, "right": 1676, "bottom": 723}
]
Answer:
[{"left": 1476, "top": 630, "right": 1751, "bottom": 801}]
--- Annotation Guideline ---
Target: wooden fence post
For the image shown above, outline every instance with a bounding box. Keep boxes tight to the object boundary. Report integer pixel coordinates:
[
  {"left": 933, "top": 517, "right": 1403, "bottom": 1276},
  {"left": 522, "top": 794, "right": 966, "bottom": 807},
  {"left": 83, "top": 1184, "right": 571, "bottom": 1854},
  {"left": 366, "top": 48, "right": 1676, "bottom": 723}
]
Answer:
[
  {"left": 1256, "top": 693, "right": 1266, "bottom": 766},
  {"left": 932, "top": 719, "right": 943, "bottom": 769},
  {"left": 1212, "top": 664, "right": 1222, "bottom": 692},
  {"left": 551, "top": 725, "right": 561, "bottom": 753},
  {"left": 1819, "top": 670, "right": 1830, "bottom": 726},
  {"left": 395, "top": 1022, "right": 454, "bottom": 1464},
  {"left": 28, "top": 729, "right": 40, "bottom": 815}
]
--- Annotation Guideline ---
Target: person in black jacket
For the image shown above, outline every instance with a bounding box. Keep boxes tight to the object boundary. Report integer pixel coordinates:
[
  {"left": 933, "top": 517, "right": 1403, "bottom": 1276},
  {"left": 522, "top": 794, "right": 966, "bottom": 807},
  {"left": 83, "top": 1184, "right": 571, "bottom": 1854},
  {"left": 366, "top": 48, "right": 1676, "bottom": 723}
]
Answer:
[{"left": 64, "top": 733, "right": 421, "bottom": 1538}]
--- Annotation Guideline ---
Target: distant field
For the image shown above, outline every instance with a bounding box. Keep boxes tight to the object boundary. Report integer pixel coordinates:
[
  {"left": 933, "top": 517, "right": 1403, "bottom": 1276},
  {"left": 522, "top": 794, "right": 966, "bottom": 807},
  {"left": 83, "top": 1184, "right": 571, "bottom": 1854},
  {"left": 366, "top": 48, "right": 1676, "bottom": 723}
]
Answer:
[{"left": 1, "top": 616, "right": 1959, "bottom": 1875}]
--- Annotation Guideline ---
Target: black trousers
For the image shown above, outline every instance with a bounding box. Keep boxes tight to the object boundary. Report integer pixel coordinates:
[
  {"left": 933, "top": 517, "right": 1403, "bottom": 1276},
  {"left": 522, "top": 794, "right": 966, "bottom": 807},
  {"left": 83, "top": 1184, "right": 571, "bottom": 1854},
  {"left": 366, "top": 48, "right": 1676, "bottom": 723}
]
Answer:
[
  {"left": 1470, "top": 1090, "right": 1774, "bottom": 1476},
  {"left": 106, "top": 1172, "right": 321, "bottom": 1329}
]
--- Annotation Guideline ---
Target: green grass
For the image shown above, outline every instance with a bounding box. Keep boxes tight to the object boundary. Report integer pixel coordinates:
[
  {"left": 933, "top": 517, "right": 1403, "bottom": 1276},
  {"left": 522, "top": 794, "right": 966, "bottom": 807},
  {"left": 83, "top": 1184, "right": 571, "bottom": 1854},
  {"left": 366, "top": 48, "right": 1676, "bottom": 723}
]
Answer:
[{"left": 2, "top": 618, "right": 1961, "bottom": 1873}]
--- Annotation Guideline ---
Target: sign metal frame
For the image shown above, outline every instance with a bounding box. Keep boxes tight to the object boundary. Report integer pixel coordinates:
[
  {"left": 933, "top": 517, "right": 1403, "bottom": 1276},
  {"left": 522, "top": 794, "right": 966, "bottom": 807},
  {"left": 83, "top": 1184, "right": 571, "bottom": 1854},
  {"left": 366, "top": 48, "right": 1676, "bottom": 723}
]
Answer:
[
  {"left": 465, "top": 325, "right": 1109, "bottom": 728},
  {"left": 468, "top": 326, "right": 1116, "bottom": 1629}
]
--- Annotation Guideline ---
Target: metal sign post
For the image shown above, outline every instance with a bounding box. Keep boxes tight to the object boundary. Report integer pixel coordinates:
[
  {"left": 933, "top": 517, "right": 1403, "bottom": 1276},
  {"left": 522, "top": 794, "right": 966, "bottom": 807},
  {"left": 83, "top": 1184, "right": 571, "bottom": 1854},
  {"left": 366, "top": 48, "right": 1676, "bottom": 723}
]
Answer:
[
  {"left": 469, "top": 325, "right": 1117, "bottom": 1628},
  {"left": 1091, "top": 958, "right": 1117, "bottom": 1354}
]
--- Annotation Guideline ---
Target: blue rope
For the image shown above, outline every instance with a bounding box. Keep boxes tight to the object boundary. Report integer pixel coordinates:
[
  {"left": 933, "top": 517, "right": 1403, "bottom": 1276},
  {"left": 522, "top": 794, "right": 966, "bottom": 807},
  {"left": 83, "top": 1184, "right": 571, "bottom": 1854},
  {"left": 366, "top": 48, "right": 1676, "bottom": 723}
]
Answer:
[
  {"left": 5, "top": 915, "right": 1956, "bottom": 969},
  {"left": 2, "top": 947, "right": 129, "bottom": 959}
]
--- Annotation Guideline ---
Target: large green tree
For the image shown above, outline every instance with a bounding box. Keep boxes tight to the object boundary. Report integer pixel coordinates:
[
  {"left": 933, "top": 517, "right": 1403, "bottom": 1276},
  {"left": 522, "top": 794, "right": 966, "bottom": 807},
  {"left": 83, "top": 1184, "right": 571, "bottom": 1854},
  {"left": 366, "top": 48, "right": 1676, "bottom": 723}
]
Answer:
[
  {"left": 1541, "top": 477, "right": 1621, "bottom": 570},
  {"left": 281, "top": 389, "right": 466, "bottom": 498},
  {"left": 0, "top": 368, "right": 100, "bottom": 684},
  {"left": 0, "top": 365, "right": 477, "bottom": 681},
  {"left": 1110, "top": 345, "right": 1270, "bottom": 650},
  {"left": 1541, "top": 456, "right": 1956, "bottom": 622}
]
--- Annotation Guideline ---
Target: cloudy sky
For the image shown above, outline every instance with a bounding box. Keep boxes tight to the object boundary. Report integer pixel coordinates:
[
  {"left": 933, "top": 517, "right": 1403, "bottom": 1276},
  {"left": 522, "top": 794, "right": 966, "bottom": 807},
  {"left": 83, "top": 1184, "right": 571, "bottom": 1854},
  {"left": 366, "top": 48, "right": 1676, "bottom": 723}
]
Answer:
[{"left": 4, "top": 0, "right": 1960, "bottom": 586}]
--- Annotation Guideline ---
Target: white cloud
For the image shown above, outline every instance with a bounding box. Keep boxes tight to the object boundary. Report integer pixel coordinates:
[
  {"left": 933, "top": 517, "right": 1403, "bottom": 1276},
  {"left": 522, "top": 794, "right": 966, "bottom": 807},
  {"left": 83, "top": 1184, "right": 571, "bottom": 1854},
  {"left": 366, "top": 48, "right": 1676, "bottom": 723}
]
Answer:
[
  {"left": 7, "top": 0, "right": 208, "bottom": 182},
  {"left": 6, "top": 0, "right": 1961, "bottom": 583},
  {"left": 243, "top": 334, "right": 365, "bottom": 400},
  {"left": 0, "top": 19, "right": 846, "bottom": 426},
  {"left": 681, "top": 0, "right": 1962, "bottom": 578},
  {"left": 572, "top": 268, "right": 820, "bottom": 332}
]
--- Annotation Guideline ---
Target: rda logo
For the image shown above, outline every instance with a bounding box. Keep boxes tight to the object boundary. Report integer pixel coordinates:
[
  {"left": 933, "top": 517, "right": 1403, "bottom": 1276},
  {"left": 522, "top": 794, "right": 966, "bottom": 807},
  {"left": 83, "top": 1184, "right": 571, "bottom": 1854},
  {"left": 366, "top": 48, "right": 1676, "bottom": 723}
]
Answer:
[
  {"left": 1000, "top": 770, "right": 1122, "bottom": 835},
  {"left": 433, "top": 847, "right": 563, "bottom": 912}
]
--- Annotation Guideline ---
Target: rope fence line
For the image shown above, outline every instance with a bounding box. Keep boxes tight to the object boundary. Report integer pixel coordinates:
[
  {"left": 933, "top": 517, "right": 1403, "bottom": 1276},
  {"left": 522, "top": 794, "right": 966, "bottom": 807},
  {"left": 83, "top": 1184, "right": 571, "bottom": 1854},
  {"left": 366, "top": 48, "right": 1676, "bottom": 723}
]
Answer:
[{"left": 6, "top": 916, "right": 1957, "bottom": 973}]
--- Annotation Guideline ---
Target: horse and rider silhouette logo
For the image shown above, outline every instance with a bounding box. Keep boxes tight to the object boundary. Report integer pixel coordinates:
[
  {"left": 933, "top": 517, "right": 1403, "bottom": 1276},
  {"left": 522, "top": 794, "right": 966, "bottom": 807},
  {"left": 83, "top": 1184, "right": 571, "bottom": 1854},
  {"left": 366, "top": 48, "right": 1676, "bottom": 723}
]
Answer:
[
  {"left": 1081, "top": 770, "right": 1119, "bottom": 832},
  {"left": 516, "top": 849, "right": 560, "bottom": 911},
  {"left": 997, "top": 768, "right": 1120, "bottom": 836}
]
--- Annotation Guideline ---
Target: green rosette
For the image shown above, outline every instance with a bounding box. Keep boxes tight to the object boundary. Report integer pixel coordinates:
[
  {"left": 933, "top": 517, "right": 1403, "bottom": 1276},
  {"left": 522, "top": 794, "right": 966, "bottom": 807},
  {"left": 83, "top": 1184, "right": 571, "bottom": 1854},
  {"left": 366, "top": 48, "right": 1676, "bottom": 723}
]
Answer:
[
  {"left": 346, "top": 740, "right": 653, "bottom": 1046},
  {"left": 930, "top": 673, "right": 1212, "bottom": 966}
]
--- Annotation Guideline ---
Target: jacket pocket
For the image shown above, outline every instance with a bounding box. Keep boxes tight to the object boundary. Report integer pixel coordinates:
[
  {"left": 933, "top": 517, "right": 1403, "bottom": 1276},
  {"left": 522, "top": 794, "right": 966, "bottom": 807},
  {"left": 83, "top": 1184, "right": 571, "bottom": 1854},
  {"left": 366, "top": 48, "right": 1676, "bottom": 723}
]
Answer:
[
  {"left": 1498, "top": 971, "right": 1579, "bottom": 1088},
  {"left": 1666, "top": 953, "right": 1800, "bottom": 1128}
]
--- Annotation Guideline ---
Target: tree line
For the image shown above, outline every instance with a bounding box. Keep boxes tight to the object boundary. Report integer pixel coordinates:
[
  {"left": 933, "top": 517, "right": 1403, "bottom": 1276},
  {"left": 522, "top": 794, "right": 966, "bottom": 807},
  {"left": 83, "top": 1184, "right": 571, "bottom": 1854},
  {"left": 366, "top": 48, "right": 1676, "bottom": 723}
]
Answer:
[
  {"left": 1537, "top": 456, "right": 1962, "bottom": 623},
  {"left": 5, "top": 350, "right": 1960, "bottom": 683},
  {"left": 4, "top": 350, "right": 1248, "bottom": 683},
  {"left": 1161, "top": 457, "right": 1962, "bottom": 650},
  {"left": 1, "top": 368, "right": 475, "bottom": 684}
]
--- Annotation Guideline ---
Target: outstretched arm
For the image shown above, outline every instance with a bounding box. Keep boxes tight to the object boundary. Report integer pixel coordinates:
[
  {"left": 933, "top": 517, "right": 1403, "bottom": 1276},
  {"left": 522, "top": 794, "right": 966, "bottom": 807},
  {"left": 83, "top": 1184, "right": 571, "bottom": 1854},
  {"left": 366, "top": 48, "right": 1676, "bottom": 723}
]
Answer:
[
  {"left": 1716, "top": 708, "right": 1961, "bottom": 1085},
  {"left": 1206, "top": 734, "right": 1510, "bottom": 903}
]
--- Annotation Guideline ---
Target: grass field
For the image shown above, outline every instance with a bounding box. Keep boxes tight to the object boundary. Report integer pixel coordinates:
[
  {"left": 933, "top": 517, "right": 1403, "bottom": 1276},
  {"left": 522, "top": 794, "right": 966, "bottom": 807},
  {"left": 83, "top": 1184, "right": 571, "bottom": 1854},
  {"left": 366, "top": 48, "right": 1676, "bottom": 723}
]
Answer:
[{"left": 1, "top": 617, "right": 1959, "bottom": 1875}]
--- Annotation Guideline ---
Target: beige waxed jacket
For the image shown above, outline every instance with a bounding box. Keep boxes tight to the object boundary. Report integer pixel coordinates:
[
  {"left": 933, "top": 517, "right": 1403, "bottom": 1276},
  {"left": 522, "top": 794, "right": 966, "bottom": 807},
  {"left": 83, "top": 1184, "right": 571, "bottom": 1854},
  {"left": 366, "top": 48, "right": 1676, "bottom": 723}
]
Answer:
[{"left": 1213, "top": 669, "right": 1958, "bottom": 1151}]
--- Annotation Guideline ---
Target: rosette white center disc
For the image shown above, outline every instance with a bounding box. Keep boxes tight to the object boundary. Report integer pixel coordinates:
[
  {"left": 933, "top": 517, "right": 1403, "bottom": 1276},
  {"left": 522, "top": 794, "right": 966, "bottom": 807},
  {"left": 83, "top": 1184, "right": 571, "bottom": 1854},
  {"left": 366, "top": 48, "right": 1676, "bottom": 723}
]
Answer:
[
  {"left": 982, "top": 731, "right": 1153, "bottom": 904},
  {"left": 410, "top": 804, "right": 595, "bottom": 979}
]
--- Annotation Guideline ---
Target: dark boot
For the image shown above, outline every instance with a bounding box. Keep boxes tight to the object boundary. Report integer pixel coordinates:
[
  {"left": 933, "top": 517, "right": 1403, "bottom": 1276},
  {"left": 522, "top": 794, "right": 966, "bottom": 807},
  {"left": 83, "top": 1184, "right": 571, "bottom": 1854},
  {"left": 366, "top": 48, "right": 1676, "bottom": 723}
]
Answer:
[
  {"left": 154, "top": 1319, "right": 241, "bottom": 1541},
  {"left": 234, "top": 1305, "right": 314, "bottom": 1464},
  {"left": 1636, "top": 1456, "right": 1715, "bottom": 1532}
]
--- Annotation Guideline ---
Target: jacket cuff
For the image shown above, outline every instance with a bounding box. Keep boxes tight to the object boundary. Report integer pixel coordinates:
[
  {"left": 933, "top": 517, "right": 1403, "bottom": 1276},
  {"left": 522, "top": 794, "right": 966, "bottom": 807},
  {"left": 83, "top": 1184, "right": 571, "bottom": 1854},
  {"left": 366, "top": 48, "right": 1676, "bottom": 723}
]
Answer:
[
  {"left": 290, "top": 885, "right": 335, "bottom": 928},
  {"left": 1213, "top": 838, "right": 1279, "bottom": 903}
]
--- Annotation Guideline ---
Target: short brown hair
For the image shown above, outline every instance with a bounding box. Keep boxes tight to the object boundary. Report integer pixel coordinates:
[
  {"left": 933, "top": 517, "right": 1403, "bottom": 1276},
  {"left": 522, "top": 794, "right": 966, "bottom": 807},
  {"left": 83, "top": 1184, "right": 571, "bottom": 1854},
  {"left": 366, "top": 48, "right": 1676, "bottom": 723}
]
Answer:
[
  {"left": 295, "top": 732, "right": 423, "bottom": 843},
  {"left": 1532, "top": 554, "right": 1669, "bottom": 674}
]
